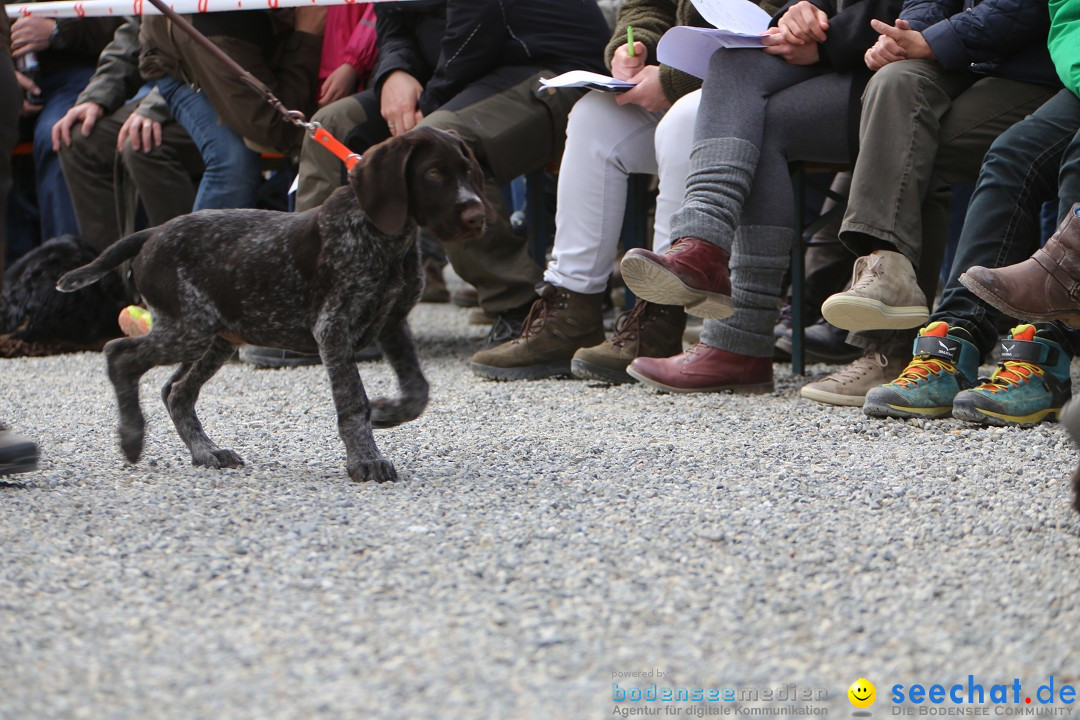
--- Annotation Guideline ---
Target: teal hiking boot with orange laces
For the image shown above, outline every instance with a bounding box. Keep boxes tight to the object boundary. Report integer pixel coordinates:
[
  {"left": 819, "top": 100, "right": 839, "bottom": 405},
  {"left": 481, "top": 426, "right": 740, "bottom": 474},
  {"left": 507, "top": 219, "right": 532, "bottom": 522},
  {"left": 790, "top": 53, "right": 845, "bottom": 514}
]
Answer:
[
  {"left": 863, "top": 321, "right": 980, "bottom": 419},
  {"left": 952, "top": 324, "right": 1072, "bottom": 427}
]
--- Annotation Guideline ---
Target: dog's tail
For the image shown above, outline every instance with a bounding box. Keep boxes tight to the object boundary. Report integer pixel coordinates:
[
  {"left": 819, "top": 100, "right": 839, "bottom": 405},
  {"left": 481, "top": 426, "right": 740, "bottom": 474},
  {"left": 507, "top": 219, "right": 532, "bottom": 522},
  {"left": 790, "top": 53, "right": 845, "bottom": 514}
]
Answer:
[{"left": 56, "top": 229, "right": 153, "bottom": 293}]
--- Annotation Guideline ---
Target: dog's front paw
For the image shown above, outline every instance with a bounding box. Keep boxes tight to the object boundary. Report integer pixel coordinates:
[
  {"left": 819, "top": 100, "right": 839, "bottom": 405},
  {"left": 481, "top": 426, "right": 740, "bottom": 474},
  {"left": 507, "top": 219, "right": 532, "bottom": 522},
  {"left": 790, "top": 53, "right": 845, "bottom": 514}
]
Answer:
[
  {"left": 349, "top": 457, "right": 398, "bottom": 483},
  {"left": 192, "top": 447, "right": 245, "bottom": 469},
  {"left": 371, "top": 396, "right": 426, "bottom": 428}
]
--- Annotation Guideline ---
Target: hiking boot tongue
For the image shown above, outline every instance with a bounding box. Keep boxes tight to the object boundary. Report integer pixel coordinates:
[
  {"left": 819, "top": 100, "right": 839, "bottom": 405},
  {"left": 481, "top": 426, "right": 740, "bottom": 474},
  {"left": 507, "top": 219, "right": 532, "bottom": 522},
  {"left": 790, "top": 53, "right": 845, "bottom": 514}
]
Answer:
[
  {"left": 921, "top": 321, "right": 950, "bottom": 338},
  {"left": 1010, "top": 324, "right": 1036, "bottom": 341}
]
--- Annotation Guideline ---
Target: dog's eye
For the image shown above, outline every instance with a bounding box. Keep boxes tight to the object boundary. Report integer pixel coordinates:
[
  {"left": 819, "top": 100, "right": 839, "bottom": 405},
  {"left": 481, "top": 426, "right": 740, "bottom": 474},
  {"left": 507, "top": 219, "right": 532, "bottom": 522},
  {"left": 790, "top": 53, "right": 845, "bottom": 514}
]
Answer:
[{"left": 426, "top": 168, "right": 443, "bottom": 181}]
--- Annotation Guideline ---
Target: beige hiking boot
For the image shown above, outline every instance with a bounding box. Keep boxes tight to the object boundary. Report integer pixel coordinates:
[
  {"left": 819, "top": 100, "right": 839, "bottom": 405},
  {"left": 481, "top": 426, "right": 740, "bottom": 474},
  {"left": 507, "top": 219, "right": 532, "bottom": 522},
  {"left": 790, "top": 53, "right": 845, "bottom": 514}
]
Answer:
[
  {"left": 571, "top": 300, "right": 686, "bottom": 384},
  {"left": 799, "top": 350, "right": 909, "bottom": 407},
  {"left": 821, "top": 249, "right": 929, "bottom": 331},
  {"left": 470, "top": 283, "right": 606, "bottom": 380}
]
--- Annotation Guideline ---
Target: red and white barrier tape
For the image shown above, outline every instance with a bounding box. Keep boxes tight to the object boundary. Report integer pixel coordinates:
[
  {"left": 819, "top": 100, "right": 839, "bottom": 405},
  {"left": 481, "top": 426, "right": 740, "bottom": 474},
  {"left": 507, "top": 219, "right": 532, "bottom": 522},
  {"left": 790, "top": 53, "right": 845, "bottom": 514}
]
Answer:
[{"left": 6, "top": 0, "right": 412, "bottom": 18}]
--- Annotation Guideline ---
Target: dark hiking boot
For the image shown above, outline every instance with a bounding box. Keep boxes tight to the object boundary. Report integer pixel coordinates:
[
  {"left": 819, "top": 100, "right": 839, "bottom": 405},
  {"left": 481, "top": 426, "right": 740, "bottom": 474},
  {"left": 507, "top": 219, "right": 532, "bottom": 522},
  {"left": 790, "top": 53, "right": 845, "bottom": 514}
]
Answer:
[
  {"left": 470, "top": 283, "right": 606, "bottom": 380},
  {"left": 571, "top": 300, "right": 686, "bottom": 384}
]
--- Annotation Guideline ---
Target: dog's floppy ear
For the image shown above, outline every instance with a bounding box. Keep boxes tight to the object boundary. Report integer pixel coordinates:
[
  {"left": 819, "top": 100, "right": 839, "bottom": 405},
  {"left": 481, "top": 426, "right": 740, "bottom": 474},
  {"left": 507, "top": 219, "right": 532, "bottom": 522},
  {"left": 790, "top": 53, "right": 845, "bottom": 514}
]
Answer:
[{"left": 348, "top": 134, "right": 415, "bottom": 236}]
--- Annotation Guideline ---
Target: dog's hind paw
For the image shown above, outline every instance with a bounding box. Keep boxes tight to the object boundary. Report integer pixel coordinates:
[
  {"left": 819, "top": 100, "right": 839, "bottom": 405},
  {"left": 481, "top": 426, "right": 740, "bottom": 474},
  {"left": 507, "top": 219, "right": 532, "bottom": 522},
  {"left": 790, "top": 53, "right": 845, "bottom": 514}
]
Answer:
[
  {"left": 119, "top": 427, "right": 144, "bottom": 463},
  {"left": 349, "top": 457, "right": 398, "bottom": 483},
  {"left": 371, "top": 397, "right": 425, "bottom": 428},
  {"left": 192, "top": 448, "right": 245, "bottom": 469}
]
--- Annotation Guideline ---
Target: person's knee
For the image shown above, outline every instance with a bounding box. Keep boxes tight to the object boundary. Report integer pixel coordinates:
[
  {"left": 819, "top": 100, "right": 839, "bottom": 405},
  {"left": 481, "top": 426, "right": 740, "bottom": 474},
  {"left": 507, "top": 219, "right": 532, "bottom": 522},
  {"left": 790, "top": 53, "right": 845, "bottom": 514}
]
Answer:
[
  {"left": 312, "top": 96, "right": 368, "bottom": 139},
  {"left": 566, "top": 91, "right": 622, "bottom": 136},
  {"left": 862, "top": 59, "right": 939, "bottom": 102}
]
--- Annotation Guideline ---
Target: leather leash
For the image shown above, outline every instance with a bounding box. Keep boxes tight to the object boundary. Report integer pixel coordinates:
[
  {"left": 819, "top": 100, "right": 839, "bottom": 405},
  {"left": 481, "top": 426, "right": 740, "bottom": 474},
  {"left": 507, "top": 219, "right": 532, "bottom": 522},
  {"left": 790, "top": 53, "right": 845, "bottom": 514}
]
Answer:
[{"left": 143, "top": 0, "right": 361, "bottom": 170}]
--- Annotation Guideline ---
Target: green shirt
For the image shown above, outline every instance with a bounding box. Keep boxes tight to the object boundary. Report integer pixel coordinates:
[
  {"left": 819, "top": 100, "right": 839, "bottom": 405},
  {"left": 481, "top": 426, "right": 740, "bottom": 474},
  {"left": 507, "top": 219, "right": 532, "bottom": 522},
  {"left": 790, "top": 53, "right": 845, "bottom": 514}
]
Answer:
[{"left": 1048, "top": 0, "right": 1080, "bottom": 97}]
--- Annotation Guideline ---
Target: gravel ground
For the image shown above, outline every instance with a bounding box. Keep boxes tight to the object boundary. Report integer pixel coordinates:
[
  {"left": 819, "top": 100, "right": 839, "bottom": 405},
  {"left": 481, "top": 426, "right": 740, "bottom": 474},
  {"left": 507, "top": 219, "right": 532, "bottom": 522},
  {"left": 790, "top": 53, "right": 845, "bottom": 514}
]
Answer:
[{"left": 2, "top": 293, "right": 1080, "bottom": 720}]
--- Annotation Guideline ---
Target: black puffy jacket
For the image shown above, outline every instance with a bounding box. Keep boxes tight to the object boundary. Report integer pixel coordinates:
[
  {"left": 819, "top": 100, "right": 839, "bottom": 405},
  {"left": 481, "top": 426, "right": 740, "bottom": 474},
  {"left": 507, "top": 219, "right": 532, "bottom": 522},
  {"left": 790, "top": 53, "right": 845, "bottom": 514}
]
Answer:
[
  {"left": 901, "top": 0, "right": 1059, "bottom": 85},
  {"left": 372, "top": 0, "right": 611, "bottom": 116}
]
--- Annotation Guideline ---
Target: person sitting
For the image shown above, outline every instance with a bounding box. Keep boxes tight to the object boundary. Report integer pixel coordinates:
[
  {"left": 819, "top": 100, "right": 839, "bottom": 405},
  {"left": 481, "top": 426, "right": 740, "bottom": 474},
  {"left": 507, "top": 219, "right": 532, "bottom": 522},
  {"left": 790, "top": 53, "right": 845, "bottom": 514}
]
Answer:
[
  {"left": 8, "top": 3, "right": 119, "bottom": 248},
  {"left": 860, "top": 0, "right": 1078, "bottom": 425},
  {"left": 806, "top": 0, "right": 1061, "bottom": 406},
  {"left": 287, "top": 0, "right": 612, "bottom": 360},
  {"left": 137, "top": 7, "right": 324, "bottom": 211},
  {"left": 471, "top": 0, "right": 784, "bottom": 383},
  {"left": 53, "top": 18, "right": 202, "bottom": 256},
  {"left": 619, "top": 0, "right": 901, "bottom": 393}
]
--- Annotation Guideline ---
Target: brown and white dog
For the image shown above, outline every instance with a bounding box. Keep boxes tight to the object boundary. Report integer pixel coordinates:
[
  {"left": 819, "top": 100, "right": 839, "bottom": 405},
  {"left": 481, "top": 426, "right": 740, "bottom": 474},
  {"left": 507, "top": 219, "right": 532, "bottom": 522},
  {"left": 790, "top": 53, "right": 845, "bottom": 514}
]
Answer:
[{"left": 58, "top": 127, "right": 491, "bottom": 482}]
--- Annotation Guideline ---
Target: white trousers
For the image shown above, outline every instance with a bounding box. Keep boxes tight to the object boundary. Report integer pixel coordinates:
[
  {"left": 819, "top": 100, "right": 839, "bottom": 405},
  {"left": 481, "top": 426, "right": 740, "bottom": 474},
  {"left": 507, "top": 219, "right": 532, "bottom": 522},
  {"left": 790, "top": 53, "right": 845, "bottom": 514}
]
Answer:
[{"left": 543, "top": 89, "right": 700, "bottom": 294}]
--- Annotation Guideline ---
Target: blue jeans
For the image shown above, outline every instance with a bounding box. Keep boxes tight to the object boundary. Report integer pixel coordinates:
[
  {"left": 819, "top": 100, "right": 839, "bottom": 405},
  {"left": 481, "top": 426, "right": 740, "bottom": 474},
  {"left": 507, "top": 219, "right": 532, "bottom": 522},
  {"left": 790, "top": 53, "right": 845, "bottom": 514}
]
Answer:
[
  {"left": 156, "top": 76, "right": 261, "bottom": 210},
  {"left": 28, "top": 63, "right": 94, "bottom": 241},
  {"left": 935, "top": 88, "right": 1080, "bottom": 355}
]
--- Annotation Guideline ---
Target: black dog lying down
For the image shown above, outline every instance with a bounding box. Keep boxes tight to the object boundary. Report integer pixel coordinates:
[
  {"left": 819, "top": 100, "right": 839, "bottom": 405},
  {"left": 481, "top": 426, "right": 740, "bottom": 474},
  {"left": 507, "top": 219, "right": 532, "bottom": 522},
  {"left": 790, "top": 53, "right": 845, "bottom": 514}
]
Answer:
[{"left": 58, "top": 127, "right": 491, "bottom": 482}]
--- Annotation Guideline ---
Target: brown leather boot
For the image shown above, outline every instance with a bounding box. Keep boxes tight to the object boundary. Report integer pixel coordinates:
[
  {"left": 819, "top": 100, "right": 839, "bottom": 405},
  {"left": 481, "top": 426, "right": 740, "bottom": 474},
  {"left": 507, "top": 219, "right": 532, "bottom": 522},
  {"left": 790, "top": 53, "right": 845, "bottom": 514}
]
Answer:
[
  {"left": 961, "top": 204, "right": 1080, "bottom": 327},
  {"left": 626, "top": 343, "right": 773, "bottom": 393},
  {"left": 619, "top": 237, "right": 734, "bottom": 319},
  {"left": 470, "top": 283, "right": 606, "bottom": 380},
  {"left": 571, "top": 300, "right": 686, "bottom": 384}
]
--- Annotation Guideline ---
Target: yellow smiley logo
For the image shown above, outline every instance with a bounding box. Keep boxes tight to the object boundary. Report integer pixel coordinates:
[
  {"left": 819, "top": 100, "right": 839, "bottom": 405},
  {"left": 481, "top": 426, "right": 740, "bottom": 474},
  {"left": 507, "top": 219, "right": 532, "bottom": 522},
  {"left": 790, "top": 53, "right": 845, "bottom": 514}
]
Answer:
[{"left": 848, "top": 678, "right": 876, "bottom": 708}]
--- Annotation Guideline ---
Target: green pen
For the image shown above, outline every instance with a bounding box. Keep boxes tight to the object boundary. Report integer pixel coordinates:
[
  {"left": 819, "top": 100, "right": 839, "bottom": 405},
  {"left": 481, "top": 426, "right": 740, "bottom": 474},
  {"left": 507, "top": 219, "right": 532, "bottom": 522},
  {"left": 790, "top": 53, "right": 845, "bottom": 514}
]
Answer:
[{"left": 627, "top": 25, "right": 635, "bottom": 57}]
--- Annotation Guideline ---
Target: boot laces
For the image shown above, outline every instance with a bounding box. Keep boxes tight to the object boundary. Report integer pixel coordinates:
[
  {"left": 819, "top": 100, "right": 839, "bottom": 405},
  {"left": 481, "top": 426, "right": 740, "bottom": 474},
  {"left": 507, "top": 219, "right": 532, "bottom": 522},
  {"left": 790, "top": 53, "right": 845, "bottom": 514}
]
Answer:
[
  {"left": 978, "top": 361, "right": 1044, "bottom": 394},
  {"left": 517, "top": 298, "right": 552, "bottom": 341},
  {"left": 892, "top": 354, "right": 956, "bottom": 388},
  {"left": 609, "top": 301, "right": 649, "bottom": 348},
  {"left": 851, "top": 255, "right": 884, "bottom": 292},
  {"left": 830, "top": 352, "right": 888, "bottom": 383}
]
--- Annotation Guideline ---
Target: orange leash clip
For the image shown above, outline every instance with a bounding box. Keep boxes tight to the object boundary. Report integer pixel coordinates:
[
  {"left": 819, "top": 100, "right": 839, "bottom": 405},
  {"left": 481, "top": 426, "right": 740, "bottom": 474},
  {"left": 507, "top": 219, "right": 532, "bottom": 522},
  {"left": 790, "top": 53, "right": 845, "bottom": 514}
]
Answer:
[{"left": 310, "top": 125, "right": 362, "bottom": 171}]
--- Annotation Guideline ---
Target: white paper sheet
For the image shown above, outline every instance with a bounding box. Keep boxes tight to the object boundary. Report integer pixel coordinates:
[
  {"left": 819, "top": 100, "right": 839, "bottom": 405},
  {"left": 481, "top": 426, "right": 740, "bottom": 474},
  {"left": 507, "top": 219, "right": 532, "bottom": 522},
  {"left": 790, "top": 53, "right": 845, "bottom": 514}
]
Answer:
[
  {"left": 690, "top": 0, "right": 773, "bottom": 33},
  {"left": 657, "top": 26, "right": 765, "bottom": 80},
  {"left": 538, "top": 71, "right": 636, "bottom": 93}
]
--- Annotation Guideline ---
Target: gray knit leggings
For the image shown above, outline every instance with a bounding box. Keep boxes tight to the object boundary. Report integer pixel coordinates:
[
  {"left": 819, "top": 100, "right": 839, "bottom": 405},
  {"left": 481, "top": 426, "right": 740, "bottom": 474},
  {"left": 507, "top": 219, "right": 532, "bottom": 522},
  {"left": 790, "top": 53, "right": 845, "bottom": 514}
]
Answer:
[{"left": 669, "top": 49, "right": 855, "bottom": 357}]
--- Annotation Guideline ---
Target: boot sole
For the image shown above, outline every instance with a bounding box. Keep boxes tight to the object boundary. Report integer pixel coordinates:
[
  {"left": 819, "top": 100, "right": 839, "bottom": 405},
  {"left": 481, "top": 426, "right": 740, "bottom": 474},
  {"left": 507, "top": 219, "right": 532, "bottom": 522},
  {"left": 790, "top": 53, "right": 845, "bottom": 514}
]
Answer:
[
  {"left": 821, "top": 296, "right": 928, "bottom": 331},
  {"left": 951, "top": 402, "right": 1061, "bottom": 428},
  {"left": 471, "top": 361, "right": 573, "bottom": 381},
  {"left": 626, "top": 366, "right": 773, "bottom": 394},
  {"left": 799, "top": 385, "right": 866, "bottom": 407},
  {"left": 620, "top": 255, "right": 733, "bottom": 320},
  {"left": 238, "top": 346, "right": 381, "bottom": 368},
  {"left": 0, "top": 453, "right": 38, "bottom": 476},
  {"left": 862, "top": 398, "right": 951, "bottom": 420},
  {"left": 959, "top": 273, "right": 1080, "bottom": 328},
  {"left": 571, "top": 358, "right": 634, "bottom": 385}
]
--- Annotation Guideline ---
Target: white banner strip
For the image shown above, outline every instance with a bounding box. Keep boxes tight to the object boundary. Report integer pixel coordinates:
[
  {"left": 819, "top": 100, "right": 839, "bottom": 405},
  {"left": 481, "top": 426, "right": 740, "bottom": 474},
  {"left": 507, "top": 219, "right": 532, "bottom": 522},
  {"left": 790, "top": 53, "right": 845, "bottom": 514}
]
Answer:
[{"left": 6, "top": 0, "right": 413, "bottom": 19}]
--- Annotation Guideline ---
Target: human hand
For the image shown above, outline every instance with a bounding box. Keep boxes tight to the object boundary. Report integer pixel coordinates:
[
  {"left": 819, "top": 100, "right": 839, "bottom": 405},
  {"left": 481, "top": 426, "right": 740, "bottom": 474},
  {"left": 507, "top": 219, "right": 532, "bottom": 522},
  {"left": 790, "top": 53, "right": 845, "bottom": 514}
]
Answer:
[
  {"left": 318, "top": 64, "right": 359, "bottom": 107},
  {"left": 15, "top": 72, "right": 42, "bottom": 116},
  {"left": 867, "top": 18, "right": 934, "bottom": 66},
  {"left": 610, "top": 40, "right": 647, "bottom": 81},
  {"left": 380, "top": 70, "right": 424, "bottom": 136},
  {"left": 863, "top": 31, "right": 906, "bottom": 70},
  {"left": 777, "top": 1, "right": 829, "bottom": 45},
  {"left": 117, "top": 111, "right": 163, "bottom": 153},
  {"left": 294, "top": 6, "right": 328, "bottom": 35},
  {"left": 761, "top": 27, "right": 821, "bottom": 65},
  {"left": 11, "top": 16, "right": 57, "bottom": 57},
  {"left": 614, "top": 65, "right": 671, "bottom": 112},
  {"left": 52, "top": 102, "right": 106, "bottom": 150}
]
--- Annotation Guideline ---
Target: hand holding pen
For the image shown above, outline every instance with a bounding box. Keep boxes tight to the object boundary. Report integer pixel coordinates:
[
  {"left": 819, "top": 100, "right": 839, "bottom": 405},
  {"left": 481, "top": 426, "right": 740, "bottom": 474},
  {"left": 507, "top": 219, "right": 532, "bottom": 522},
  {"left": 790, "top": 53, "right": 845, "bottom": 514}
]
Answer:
[{"left": 611, "top": 25, "right": 646, "bottom": 81}]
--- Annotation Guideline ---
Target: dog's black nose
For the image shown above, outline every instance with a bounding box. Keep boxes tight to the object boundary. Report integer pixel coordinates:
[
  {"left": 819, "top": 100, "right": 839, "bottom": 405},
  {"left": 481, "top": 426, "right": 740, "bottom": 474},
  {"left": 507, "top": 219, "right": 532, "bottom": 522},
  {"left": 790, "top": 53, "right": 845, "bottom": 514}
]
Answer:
[{"left": 461, "top": 203, "right": 486, "bottom": 233}]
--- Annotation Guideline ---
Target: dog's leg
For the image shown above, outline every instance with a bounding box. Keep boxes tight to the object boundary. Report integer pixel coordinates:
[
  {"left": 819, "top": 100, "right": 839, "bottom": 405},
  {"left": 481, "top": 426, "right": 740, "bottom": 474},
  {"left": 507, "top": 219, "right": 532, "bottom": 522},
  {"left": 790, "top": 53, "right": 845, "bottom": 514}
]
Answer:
[
  {"left": 371, "top": 320, "right": 429, "bottom": 428},
  {"left": 161, "top": 337, "right": 243, "bottom": 469},
  {"left": 104, "top": 326, "right": 215, "bottom": 464},
  {"left": 105, "top": 337, "right": 153, "bottom": 463},
  {"left": 317, "top": 328, "right": 397, "bottom": 483}
]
